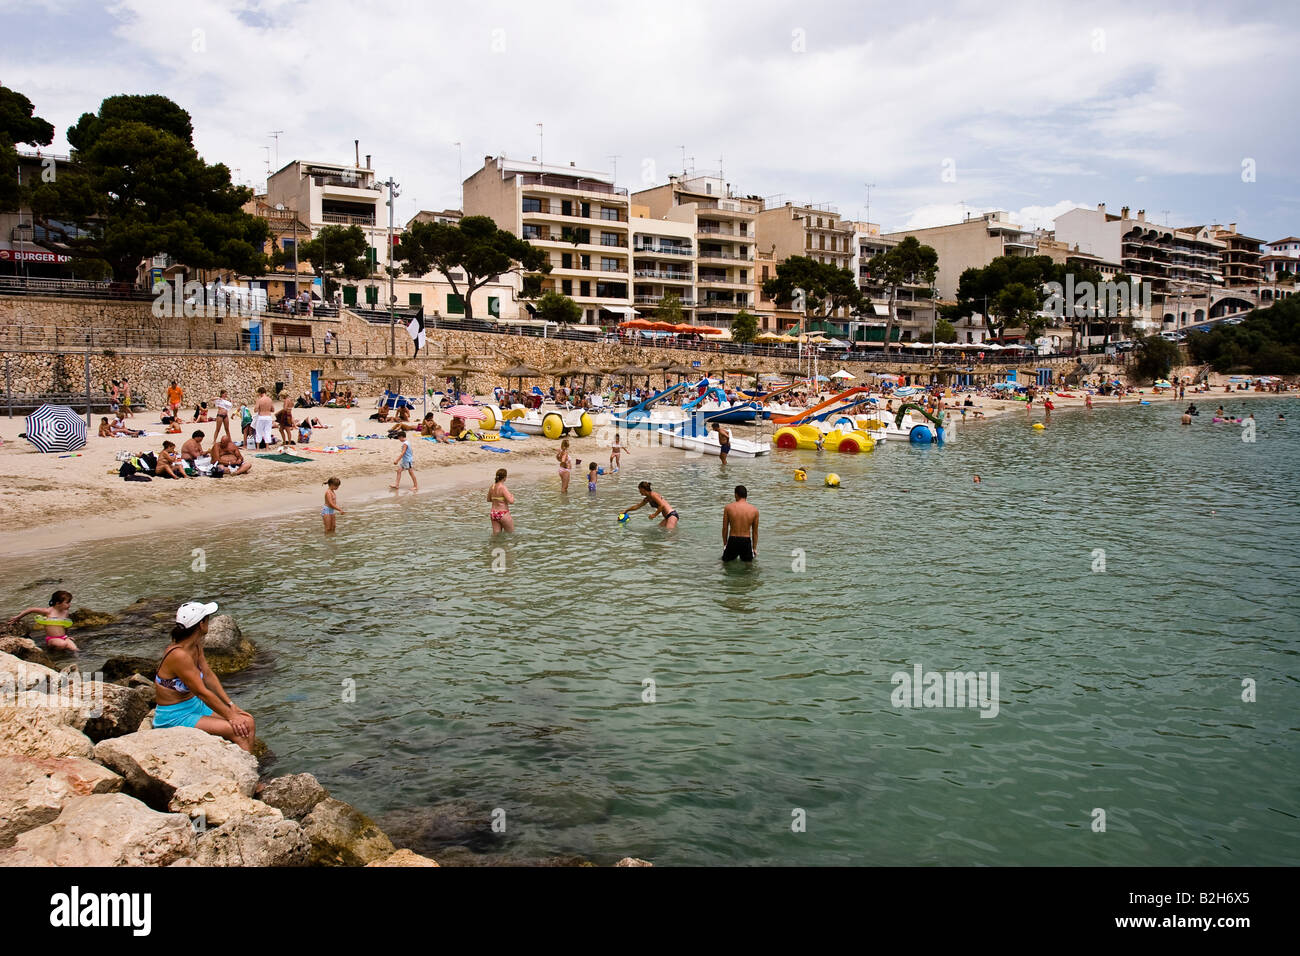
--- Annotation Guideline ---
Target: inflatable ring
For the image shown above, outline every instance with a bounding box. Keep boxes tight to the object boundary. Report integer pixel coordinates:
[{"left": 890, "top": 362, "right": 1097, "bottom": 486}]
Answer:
[
  {"left": 542, "top": 412, "right": 564, "bottom": 440},
  {"left": 576, "top": 412, "right": 594, "bottom": 438}
]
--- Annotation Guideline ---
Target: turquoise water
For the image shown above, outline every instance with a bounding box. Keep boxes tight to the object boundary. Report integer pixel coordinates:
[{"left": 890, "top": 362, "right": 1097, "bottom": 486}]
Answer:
[{"left": 4, "top": 400, "right": 1298, "bottom": 865}]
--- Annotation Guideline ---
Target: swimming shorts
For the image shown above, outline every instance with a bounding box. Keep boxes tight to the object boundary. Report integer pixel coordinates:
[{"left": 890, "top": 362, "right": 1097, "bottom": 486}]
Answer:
[
  {"left": 321, "top": 506, "right": 338, "bottom": 516},
  {"left": 588, "top": 481, "right": 597, "bottom": 491},
  {"left": 719, "top": 442, "right": 731, "bottom": 454},
  {"left": 153, "top": 695, "right": 214, "bottom": 728},
  {"left": 721, "top": 535, "right": 754, "bottom": 562}
]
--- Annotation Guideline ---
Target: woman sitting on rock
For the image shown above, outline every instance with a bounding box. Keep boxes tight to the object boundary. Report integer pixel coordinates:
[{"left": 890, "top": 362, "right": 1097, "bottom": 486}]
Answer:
[{"left": 153, "top": 601, "right": 256, "bottom": 752}]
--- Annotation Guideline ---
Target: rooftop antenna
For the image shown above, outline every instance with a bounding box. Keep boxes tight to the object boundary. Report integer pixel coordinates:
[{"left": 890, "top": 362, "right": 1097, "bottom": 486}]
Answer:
[
  {"left": 718, "top": 154, "right": 724, "bottom": 179},
  {"left": 864, "top": 182, "right": 876, "bottom": 231},
  {"left": 608, "top": 154, "right": 620, "bottom": 181},
  {"left": 1161, "top": 209, "right": 1171, "bottom": 226},
  {"left": 268, "top": 131, "right": 283, "bottom": 169},
  {"left": 537, "top": 123, "right": 544, "bottom": 169},
  {"left": 453, "top": 141, "right": 463, "bottom": 208},
  {"left": 679, "top": 145, "right": 686, "bottom": 175},
  {"left": 261, "top": 146, "right": 271, "bottom": 178}
]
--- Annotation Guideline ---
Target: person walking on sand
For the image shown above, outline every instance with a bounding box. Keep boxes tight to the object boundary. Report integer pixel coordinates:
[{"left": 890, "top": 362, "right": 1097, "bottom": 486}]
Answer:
[
  {"left": 152, "top": 601, "right": 256, "bottom": 751},
  {"left": 623, "top": 481, "right": 679, "bottom": 529},
  {"left": 120, "top": 378, "right": 134, "bottom": 419},
  {"left": 610, "top": 433, "right": 626, "bottom": 474},
  {"left": 391, "top": 433, "right": 418, "bottom": 490},
  {"left": 321, "top": 477, "right": 344, "bottom": 532},
  {"left": 488, "top": 468, "right": 515, "bottom": 534},
  {"left": 213, "top": 389, "right": 234, "bottom": 442},
  {"left": 9, "top": 590, "right": 79, "bottom": 652},
  {"left": 714, "top": 422, "right": 731, "bottom": 465},
  {"left": 721, "top": 485, "right": 759, "bottom": 563},
  {"left": 556, "top": 439, "right": 573, "bottom": 493},
  {"left": 253, "top": 387, "right": 276, "bottom": 449},
  {"left": 166, "top": 379, "right": 184, "bottom": 420}
]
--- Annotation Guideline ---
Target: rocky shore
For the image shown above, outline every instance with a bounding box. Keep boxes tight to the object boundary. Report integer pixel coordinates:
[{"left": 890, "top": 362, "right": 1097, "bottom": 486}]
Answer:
[{"left": 0, "top": 608, "right": 651, "bottom": 867}]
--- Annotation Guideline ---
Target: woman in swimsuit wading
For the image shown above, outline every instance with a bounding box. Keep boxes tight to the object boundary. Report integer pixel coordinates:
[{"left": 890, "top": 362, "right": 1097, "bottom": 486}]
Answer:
[
  {"left": 152, "top": 601, "right": 256, "bottom": 751},
  {"left": 556, "top": 439, "right": 573, "bottom": 493},
  {"left": 488, "top": 468, "right": 515, "bottom": 534},
  {"left": 624, "top": 481, "right": 679, "bottom": 529}
]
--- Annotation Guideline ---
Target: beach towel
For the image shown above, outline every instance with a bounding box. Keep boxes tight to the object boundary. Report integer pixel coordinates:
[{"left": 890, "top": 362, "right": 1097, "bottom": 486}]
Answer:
[
  {"left": 479, "top": 445, "right": 509, "bottom": 453},
  {"left": 256, "top": 452, "right": 313, "bottom": 463}
]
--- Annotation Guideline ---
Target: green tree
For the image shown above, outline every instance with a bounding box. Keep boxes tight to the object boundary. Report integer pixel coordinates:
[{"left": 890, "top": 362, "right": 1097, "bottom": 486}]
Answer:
[
  {"left": 762, "top": 255, "right": 864, "bottom": 334},
  {"left": 863, "top": 236, "right": 938, "bottom": 354},
  {"left": 654, "top": 291, "right": 684, "bottom": 325},
  {"left": 274, "top": 224, "right": 370, "bottom": 299},
  {"left": 1133, "top": 334, "right": 1181, "bottom": 381},
  {"left": 991, "top": 282, "right": 1040, "bottom": 340},
  {"left": 395, "top": 215, "right": 549, "bottom": 323},
  {"left": 535, "top": 289, "right": 582, "bottom": 325},
  {"left": 731, "top": 308, "right": 759, "bottom": 345},
  {"left": 1187, "top": 296, "right": 1300, "bottom": 373},
  {"left": 0, "top": 86, "right": 55, "bottom": 212},
  {"left": 933, "top": 318, "right": 957, "bottom": 343},
  {"left": 33, "top": 94, "right": 266, "bottom": 281}
]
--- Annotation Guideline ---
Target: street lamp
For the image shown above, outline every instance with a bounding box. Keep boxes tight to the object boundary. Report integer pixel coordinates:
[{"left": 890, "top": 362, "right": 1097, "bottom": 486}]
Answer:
[{"left": 385, "top": 176, "right": 401, "bottom": 353}]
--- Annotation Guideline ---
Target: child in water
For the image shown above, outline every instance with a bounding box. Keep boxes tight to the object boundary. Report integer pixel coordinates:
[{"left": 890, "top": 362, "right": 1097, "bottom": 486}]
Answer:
[
  {"left": 587, "top": 461, "right": 599, "bottom": 492},
  {"left": 610, "top": 434, "right": 626, "bottom": 473},
  {"left": 322, "top": 477, "right": 345, "bottom": 532},
  {"left": 391, "top": 434, "right": 418, "bottom": 490},
  {"left": 8, "top": 590, "right": 78, "bottom": 652}
]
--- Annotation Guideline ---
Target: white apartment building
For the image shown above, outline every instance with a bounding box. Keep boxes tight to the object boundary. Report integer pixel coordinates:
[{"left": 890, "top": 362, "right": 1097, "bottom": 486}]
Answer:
[
  {"left": 884, "top": 211, "right": 1038, "bottom": 301},
  {"left": 629, "top": 212, "right": 695, "bottom": 319},
  {"left": 463, "top": 155, "right": 632, "bottom": 325},
  {"left": 1260, "top": 236, "right": 1300, "bottom": 283},
  {"left": 848, "top": 222, "right": 935, "bottom": 344},
  {"left": 633, "top": 174, "right": 759, "bottom": 329}
]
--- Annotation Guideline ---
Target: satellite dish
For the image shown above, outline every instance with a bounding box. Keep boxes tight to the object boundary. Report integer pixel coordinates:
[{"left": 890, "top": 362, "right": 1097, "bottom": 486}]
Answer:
[{"left": 275, "top": 203, "right": 285, "bottom": 211}]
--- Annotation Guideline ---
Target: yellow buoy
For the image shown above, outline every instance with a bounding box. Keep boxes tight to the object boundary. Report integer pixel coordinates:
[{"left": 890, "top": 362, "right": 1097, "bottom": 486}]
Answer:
[
  {"left": 1032, "top": 423, "right": 1046, "bottom": 430},
  {"left": 824, "top": 473, "right": 840, "bottom": 487}
]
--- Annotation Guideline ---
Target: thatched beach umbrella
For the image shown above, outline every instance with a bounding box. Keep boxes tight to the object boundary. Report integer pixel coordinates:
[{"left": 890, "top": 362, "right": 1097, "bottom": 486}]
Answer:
[{"left": 500, "top": 361, "right": 543, "bottom": 393}]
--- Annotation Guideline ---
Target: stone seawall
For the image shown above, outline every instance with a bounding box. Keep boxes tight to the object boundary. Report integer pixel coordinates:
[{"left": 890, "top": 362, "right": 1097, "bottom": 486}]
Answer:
[{"left": 0, "top": 295, "right": 1061, "bottom": 403}]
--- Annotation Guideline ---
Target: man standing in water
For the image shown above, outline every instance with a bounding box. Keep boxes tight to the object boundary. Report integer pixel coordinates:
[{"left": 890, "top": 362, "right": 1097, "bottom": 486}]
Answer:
[
  {"left": 714, "top": 422, "right": 731, "bottom": 465},
  {"left": 721, "top": 485, "right": 758, "bottom": 563}
]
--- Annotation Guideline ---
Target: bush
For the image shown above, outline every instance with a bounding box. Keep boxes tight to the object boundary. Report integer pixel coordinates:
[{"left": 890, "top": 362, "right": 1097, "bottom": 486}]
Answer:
[{"left": 1133, "top": 335, "right": 1179, "bottom": 382}]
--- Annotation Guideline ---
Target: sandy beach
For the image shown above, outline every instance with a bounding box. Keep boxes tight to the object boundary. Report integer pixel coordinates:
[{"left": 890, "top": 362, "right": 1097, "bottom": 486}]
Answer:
[{"left": 0, "top": 382, "right": 1291, "bottom": 558}]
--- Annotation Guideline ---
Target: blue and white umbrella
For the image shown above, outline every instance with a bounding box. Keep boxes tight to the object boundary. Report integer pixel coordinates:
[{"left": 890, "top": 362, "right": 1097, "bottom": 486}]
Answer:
[{"left": 25, "top": 404, "right": 87, "bottom": 453}]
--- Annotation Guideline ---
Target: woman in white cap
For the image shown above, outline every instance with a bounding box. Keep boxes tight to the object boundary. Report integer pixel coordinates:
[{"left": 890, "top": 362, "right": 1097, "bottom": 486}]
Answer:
[{"left": 152, "top": 601, "right": 256, "bottom": 752}]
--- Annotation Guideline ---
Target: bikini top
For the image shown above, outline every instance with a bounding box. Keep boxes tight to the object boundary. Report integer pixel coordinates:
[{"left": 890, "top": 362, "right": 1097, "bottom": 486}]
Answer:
[{"left": 155, "top": 645, "right": 202, "bottom": 694}]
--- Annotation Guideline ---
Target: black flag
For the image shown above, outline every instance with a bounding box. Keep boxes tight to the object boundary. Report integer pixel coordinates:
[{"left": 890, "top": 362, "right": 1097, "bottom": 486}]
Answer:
[
  {"left": 525, "top": 302, "right": 537, "bottom": 317},
  {"left": 406, "top": 306, "right": 426, "bottom": 352}
]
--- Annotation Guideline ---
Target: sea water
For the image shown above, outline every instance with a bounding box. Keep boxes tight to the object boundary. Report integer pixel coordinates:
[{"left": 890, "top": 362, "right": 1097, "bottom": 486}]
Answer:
[{"left": 3, "top": 399, "right": 1297, "bottom": 865}]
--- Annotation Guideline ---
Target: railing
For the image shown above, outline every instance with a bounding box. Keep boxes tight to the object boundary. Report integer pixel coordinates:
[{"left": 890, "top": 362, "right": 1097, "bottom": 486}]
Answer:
[
  {"left": 321, "top": 213, "right": 377, "bottom": 226},
  {"left": 634, "top": 270, "right": 692, "bottom": 280},
  {"left": 697, "top": 249, "right": 754, "bottom": 261},
  {"left": 516, "top": 173, "right": 629, "bottom": 197},
  {"left": 313, "top": 175, "right": 381, "bottom": 191},
  {"left": 0, "top": 276, "right": 154, "bottom": 301},
  {"left": 634, "top": 295, "right": 696, "bottom": 306},
  {"left": 633, "top": 243, "right": 693, "bottom": 255},
  {"left": 523, "top": 202, "right": 628, "bottom": 222}
]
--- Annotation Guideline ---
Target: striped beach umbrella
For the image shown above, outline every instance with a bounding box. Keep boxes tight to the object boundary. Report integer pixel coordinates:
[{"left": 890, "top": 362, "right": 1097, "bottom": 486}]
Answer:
[{"left": 24, "top": 404, "right": 87, "bottom": 453}]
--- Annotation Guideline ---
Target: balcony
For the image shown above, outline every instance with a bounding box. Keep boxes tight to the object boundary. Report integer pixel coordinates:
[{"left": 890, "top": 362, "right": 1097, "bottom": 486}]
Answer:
[
  {"left": 632, "top": 242, "right": 693, "bottom": 256},
  {"left": 522, "top": 198, "right": 628, "bottom": 222},
  {"left": 634, "top": 269, "right": 692, "bottom": 281},
  {"left": 697, "top": 248, "right": 754, "bottom": 262},
  {"left": 635, "top": 294, "right": 695, "bottom": 306},
  {"left": 321, "top": 213, "right": 377, "bottom": 226},
  {"left": 313, "top": 174, "right": 381, "bottom": 192},
  {"left": 697, "top": 224, "right": 750, "bottom": 237}
]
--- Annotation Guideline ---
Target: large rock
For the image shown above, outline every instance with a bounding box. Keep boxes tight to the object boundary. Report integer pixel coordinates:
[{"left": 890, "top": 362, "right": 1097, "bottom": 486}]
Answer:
[
  {"left": 615, "top": 857, "right": 654, "bottom": 867},
  {"left": 302, "top": 798, "right": 395, "bottom": 866},
  {"left": 69, "top": 608, "right": 120, "bottom": 629},
  {"left": 0, "top": 650, "right": 61, "bottom": 693},
  {"left": 101, "top": 656, "right": 158, "bottom": 684},
  {"left": 81, "top": 683, "right": 154, "bottom": 743},
  {"left": 0, "top": 755, "right": 123, "bottom": 848},
  {"left": 192, "top": 811, "right": 310, "bottom": 867},
  {"left": 0, "top": 793, "right": 194, "bottom": 867},
  {"left": 0, "top": 636, "right": 53, "bottom": 668},
  {"left": 366, "top": 848, "right": 440, "bottom": 867},
  {"left": 202, "top": 615, "right": 256, "bottom": 674},
  {"left": 93, "top": 727, "right": 259, "bottom": 811},
  {"left": 0, "top": 706, "right": 95, "bottom": 760},
  {"left": 258, "top": 773, "right": 328, "bottom": 821},
  {"left": 169, "top": 779, "right": 281, "bottom": 826}
]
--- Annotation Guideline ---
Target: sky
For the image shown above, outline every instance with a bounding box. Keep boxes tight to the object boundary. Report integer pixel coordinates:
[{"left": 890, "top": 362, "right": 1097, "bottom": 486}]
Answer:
[{"left": 3, "top": 0, "right": 1298, "bottom": 242}]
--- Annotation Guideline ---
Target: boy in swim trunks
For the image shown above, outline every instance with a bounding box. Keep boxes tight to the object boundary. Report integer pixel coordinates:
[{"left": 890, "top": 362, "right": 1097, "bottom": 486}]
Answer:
[
  {"left": 9, "top": 590, "right": 78, "bottom": 652},
  {"left": 714, "top": 423, "right": 731, "bottom": 465}
]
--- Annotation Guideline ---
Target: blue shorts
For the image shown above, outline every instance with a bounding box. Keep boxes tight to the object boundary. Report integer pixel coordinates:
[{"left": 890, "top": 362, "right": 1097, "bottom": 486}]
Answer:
[{"left": 153, "top": 695, "right": 214, "bottom": 728}]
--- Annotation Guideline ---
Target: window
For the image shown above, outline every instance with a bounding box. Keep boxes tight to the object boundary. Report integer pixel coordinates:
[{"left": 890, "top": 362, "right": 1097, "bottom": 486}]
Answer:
[
  {"left": 522, "top": 197, "right": 542, "bottom": 213},
  {"left": 581, "top": 255, "right": 591, "bottom": 270},
  {"left": 447, "top": 294, "right": 465, "bottom": 314},
  {"left": 367, "top": 247, "right": 378, "bottom": 267},
  {"left": 601, "top": 232, "right": 620, "bottom": 247},
  {"left": 408, "top": 293, "right": 422, "bottom": 307},
  {"left": 580, "top": 281, "right": 590, "bottom": 297},
  {"left": 523, "top": 224, "right": 541, "bottom": 239},
  {"left": 562, "top": 279, "right": 573, "bottom": 295},
  {"left": 561, "top": 253, "right": 572, "bottom": 269},
  {"left": 365, "top": 286, "right": 379, "bottom": 305},
  {"left": 342, "top": 286, "right": 357, "bottom": 306},
  {"left": 601, "top": 207, "right": 620, "bottom": 221},
  {"left": 561, "top": 200, "right": 572, "bottom": 216},
  {"left": 580, "top": 203, "right": 591, "bottom": 218},
  {"left": 602, "top": 257, "right": 619, "bottom": 272},
  {"left": 488, "top": 297, "right": 500, "bottom": 318},
  {"left": 739, "top": 270, "right": 747, "bottom": 282},
  {"left": 761, "top": 266, "right": 769, "bottom": 280}
]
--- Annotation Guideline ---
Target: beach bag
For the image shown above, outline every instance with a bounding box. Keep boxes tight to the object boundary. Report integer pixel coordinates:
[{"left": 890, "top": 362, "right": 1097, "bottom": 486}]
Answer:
[
  {"left": 193, "top": 455, "right": 213, "bottom": 476},
  {"left": 124, "top": 473, "right": 152, "bottom": 482}
]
